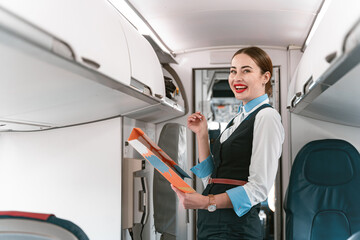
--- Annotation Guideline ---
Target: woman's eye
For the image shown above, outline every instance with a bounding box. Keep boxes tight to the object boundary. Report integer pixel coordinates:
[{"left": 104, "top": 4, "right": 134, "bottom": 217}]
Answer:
[
  {"left": 230, "top": 70, "right": 236, "bottom": 74},
  {"left": 243, "top": 69, "right": 250, "bottom": 73}
]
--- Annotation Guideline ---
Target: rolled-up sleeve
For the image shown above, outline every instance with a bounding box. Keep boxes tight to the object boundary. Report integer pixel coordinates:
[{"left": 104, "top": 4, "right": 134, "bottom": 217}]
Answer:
[
  {"left": 226, "top": 186, "right": 252, "bottom": 216},
  {"left": 226, "top": 108, "right": 284, "bottom": 217},
  {"left": 191, "top": 155, "right": 214, "bottom": 178},
  {"left": 191, "top": 155, "right": 214, "bottom": 187}
]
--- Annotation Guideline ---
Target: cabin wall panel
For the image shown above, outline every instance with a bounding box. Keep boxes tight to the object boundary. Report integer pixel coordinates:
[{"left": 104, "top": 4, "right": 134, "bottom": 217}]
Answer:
[
  {"left": 291, "top": 114, "right": 360, "bottom": 161},
  {"left": 288, "top": 50, "right": 303, "bottom": 82},
  {"left": 0, "top": 118, "right": 122, "bottom": 240},
  {"left": 122, "top": 117, "right": 158, "bottom": 240}
]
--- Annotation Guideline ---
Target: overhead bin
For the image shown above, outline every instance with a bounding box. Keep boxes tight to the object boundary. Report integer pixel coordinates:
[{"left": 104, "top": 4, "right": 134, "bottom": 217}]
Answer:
[
  {"left": 119, "top": 15, "right": 165, "bottom": 98},
  {"left": 0, "top": 2, "right": 184, "bottom": 131},
  {"left": 287, "top": 0, "right": 360, "bottom": 107},
  {"left": 288, "top": 18, "right": 360, "bottom": 127},
  {"left": 0, "top": 0, "right": 131, "bottom": 85}
]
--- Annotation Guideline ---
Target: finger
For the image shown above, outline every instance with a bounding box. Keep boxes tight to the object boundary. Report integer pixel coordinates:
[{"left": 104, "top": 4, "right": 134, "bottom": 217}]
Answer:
[
  {"left": 188, "top": 116, "right": 200, "bottom": 123},
  {"left": 187, "top": 117, "right": 196, "bottom": 122},
  {"left": 190, "top": 112, "right": 202, "bottom": 117},
  {"left": 171, "top": 184, "right": 179, "bottom": 193},
  {"left": 196, "top": 113, "right": 205, "bottom": 120},
  {"left": 172, "top": 185, "right": 186, "bottom": 197},
  {"left": 193, "top": 112, "right": 203, "bottom": 118},
  {"left": 190, "top": 114, "right": 203, "bottom": 121},
  {"left": 195, "top": 111, "right": 203, "bottom": 115},
  {"left": 187, "top": 114, "right": 197, "bottom": 121}
]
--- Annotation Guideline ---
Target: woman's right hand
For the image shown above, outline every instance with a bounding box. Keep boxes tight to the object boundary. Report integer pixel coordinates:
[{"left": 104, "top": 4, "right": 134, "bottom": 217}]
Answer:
[
  {"left": 188, "top": 112, "right": 211, "bottom": 162},
  {"left": 187, "top": 112, "right": 208, "bottom": 135}
]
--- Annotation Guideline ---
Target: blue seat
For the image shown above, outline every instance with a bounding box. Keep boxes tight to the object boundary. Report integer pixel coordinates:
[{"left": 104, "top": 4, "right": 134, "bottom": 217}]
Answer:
[
  {"left": 284, "top": 139, "right": 360, "bottom": 240},
  {"left": 0, "top": 211, "right": 89, "bottom": 240}
]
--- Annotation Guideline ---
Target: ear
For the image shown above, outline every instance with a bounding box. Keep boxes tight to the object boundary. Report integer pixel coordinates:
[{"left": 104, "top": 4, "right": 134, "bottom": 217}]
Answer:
[{"left": 263, "top": 71, "right": 271, "bottom": 85}]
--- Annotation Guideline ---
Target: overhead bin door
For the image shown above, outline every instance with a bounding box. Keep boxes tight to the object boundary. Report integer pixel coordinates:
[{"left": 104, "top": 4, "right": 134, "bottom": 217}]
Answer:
[
  {"left": 0, "top": 0, "right": 131, "bottom": 85},
  {"left": 288, "top": 0, "right": 360, "bottom": 106},
  {"left": 118, "top": 14, "right": 165, "bottom": 99},
  {"left": 307, "top": 0, "right": 360, "bottom": 82}
]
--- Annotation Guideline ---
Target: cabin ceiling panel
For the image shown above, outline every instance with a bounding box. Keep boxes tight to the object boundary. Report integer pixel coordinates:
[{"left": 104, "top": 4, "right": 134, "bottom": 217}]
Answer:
[{"left": 127, "top": 0, "right": 323, "bottom": 53}]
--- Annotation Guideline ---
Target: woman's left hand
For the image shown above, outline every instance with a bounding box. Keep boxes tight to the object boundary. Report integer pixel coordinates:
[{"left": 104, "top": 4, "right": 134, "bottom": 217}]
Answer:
[{"left": 171, "top": 184, "right": 208, "bottom": 209}]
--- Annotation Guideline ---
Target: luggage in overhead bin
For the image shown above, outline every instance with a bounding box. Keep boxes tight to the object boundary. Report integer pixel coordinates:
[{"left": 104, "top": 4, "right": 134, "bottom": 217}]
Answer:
[{"left": 153, "top": 123, "right": 188, "bottom": 240}]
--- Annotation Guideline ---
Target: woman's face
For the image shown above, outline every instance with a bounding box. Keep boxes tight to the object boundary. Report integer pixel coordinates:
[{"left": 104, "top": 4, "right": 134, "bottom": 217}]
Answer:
[{"left": 228, "top": 53, "right": 270, "bottom": 105}]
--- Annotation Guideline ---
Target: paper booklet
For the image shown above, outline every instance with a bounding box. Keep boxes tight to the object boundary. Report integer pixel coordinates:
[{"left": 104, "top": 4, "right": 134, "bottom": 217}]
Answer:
[{"left": 128, "top": 127, "right": 195, "bottom": 193}]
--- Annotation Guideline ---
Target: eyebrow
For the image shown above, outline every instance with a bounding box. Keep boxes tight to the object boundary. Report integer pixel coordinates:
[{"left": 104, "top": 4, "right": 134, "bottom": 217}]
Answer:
[{"left": 230, "top": 65, "right": 253, "bottom": 69}]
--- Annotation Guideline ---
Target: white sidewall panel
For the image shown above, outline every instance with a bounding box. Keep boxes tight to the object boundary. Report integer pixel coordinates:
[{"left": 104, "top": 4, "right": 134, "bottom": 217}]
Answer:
[
  {"left": 0, "top": 118, "right": 122, "bottom": 240},
  {"left": 291, "top": 114, "right": 360, "bottom": 161}
]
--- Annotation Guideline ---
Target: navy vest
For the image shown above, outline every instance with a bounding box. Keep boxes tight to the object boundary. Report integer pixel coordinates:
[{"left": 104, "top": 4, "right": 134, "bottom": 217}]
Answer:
[{"left": 206, "top": 104, "right": 272, "bottom": 195}]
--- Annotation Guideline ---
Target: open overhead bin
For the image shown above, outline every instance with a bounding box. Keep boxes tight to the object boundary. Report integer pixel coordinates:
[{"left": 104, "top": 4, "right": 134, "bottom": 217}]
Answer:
[
  {"left": 288, "top": 13, "right": 360, "bottom": 127},
  {"left": 0, "top": 1, "right": 184, "bottom": 131}
]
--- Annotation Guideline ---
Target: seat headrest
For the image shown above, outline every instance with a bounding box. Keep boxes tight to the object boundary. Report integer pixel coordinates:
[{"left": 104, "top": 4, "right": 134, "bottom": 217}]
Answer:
[
  {"left": 304, "top": 148, "right": 354, "bottom": 186},
  {"left": 295, "top": 139, "right": 359, "bottom": 187}
]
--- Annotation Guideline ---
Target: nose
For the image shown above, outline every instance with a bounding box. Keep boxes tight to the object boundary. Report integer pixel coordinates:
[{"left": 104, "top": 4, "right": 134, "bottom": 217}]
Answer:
[
  {"left": 233, "top": 71, "right": 243, "bottom": 81},
  {"left": 236, "top": 72, "right": 241, "bottom": 79}
]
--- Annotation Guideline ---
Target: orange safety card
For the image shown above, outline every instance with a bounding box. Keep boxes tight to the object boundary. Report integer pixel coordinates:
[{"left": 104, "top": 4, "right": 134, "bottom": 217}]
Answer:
[{"left": 128, "top": 128, "right": 195, "bottom": 193}]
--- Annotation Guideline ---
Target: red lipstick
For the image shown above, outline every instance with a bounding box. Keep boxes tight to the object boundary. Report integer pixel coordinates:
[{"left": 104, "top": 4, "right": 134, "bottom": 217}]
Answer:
[{"left": 234, "top": 83, "right": 247, "bottom": 93}]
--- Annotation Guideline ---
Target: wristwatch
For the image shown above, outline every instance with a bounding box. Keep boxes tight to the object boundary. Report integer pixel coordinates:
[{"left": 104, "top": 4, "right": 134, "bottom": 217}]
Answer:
[{"left": 207, "top": 194, "right": 217, "bottom": 212}]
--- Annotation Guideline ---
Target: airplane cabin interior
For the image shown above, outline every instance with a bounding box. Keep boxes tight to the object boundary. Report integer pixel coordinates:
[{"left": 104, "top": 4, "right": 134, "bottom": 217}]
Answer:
[{"left": 0, "top": 0, "right": 360, "bottom": 239}]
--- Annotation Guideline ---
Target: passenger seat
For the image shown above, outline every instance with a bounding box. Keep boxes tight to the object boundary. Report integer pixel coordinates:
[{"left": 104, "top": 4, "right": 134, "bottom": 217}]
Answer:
[
  {"left": 284, "top": 139, "right": 360, "bottom": 240},
  {"left": 0, "top": 211, "right": 89, "bottom": 240}
]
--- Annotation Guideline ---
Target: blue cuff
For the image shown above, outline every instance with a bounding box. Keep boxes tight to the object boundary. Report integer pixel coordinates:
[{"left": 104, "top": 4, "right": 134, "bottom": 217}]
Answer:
[
  {"left": 190, "top": 155, "right": 214, "bottom": 178},
  {"left": 226, "top": 186, "right": 252, "bottom": 217}
]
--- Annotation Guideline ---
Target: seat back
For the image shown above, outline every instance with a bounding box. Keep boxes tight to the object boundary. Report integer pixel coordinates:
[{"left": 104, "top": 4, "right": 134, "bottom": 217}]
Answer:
[
  {"left": 285, "top": 139, "right": 360, "bottom": 240},
  {"left": 153, "top": 123, "right": 187, "bottom": 240},
  {"left": 0, "top": 211, "right": 89, "bottom": 240}
]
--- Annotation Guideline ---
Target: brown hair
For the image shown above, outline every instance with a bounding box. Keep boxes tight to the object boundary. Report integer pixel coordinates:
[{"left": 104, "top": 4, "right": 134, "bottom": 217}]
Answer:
[{"left": 232, "top": 46, "right": 273, "bottom": 96}]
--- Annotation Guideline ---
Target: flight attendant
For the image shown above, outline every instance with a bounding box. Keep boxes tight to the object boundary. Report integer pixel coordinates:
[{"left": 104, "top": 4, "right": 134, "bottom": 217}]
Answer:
[{"left": 172, "top": 46, "right": 285, "bottom": 239}]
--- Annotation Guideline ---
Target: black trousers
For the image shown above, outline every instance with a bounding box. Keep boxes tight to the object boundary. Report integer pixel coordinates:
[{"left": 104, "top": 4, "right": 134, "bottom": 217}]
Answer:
[{"left": 197, "top": 203, "right": 262, "bottom": 240}]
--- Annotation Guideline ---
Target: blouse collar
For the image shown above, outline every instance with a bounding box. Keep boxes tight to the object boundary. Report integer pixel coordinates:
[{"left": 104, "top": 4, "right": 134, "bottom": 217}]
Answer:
[{"left": 238, "top": 94, "right": 269, "bottom": 113}]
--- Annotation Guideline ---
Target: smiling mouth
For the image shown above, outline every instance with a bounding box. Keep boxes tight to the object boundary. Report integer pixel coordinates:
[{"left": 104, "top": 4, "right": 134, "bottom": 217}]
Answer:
[{"left": 234, "top": 84, "right": 247, "bottom": 93}]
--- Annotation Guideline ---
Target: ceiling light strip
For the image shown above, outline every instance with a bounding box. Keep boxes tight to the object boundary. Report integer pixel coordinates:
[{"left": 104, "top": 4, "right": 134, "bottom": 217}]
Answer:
[{"left": 302, "top": 0, "right": 331, "bottom": 52}]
